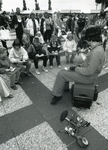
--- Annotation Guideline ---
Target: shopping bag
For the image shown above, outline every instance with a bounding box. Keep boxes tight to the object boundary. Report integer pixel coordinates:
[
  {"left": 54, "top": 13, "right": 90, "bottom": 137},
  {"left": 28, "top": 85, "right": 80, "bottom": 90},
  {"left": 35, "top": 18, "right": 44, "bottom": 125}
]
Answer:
[{"left": 0, "top": 27, "right": 11, "bottom": 40}]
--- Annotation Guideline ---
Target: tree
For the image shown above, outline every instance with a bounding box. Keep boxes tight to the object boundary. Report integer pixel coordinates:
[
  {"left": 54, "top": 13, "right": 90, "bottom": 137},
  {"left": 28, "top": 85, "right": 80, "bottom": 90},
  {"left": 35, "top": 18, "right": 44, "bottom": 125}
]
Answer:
[
  {"left": 35, "top": 0, "right": 40, "bottom": 10},
  {"left": 0, "top": 0, "right": 2, "bottom": 11},
  {"left": 95, "top": 0, "right": 104, "bottom": 4},
  {"left": 23, "top": 0, "right": 27, "bottom": 10},
  {"left": 48, "top": 0, "right": 52, "bottom": 10}
]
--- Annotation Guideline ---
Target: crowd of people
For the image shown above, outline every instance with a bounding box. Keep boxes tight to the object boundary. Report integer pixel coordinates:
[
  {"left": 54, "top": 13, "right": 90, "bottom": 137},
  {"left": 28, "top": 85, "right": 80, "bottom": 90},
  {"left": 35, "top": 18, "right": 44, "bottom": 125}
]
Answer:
[{"left": 0, "top": 7, "right": 107, "bottom": 105}]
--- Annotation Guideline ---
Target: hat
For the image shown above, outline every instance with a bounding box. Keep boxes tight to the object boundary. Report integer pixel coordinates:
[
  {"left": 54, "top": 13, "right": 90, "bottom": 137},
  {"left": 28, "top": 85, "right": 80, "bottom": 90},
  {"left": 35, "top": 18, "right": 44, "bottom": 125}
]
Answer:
[{"left": 84, "top": 25, "right": 102, "bottom": 38}]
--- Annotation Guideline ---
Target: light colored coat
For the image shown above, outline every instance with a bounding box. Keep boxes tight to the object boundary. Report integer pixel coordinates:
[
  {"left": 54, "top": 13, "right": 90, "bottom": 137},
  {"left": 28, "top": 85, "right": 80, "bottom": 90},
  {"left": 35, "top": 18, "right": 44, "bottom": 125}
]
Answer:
[
  {"left": 9, "top": 47, "right": 29, "bottom": 63},
  {"left": 63, "top": 39, "right": 77, "bottom": 53},
  {"left": 26, "top": 19, "right": 39, "bottom": 36}
]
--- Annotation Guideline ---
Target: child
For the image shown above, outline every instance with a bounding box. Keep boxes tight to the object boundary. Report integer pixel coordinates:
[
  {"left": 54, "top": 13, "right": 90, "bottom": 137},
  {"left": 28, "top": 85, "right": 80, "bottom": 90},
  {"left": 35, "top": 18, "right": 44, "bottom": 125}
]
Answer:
[
  {"left": 47, "top": 35, "right": 61, "bottom": 69},
  {"left": 9, "top": 39, "right": 31, "bottom": 77},
  {"left": 63, "top": 32, "right": 77, "bottom": 63},
  {"left": 0, "top": 47, "right": 21, "bottom": 90},
  {"left": 28, "top": 37, "right": 48, "bottom": 75},
  {"left": 36, "top": 31, "right": 44, "bottom": 45}
]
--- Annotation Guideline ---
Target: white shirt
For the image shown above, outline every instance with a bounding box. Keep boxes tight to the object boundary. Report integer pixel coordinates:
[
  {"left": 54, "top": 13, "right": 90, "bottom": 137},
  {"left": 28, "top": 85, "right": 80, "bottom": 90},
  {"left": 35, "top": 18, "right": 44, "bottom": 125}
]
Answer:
[
  {"left": 63, "top": 39, "right": 76, "bottom": 53},
  {"left": 26, "top": 19, "right": 39, "bottom": 36}
]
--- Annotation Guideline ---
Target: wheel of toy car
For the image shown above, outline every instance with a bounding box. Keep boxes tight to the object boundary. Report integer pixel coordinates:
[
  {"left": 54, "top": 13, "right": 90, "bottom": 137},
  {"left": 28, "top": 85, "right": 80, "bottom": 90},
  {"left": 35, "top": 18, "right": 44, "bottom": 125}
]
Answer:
[{"left": 77, "top": 136, "right": 89, "bottom": 148}]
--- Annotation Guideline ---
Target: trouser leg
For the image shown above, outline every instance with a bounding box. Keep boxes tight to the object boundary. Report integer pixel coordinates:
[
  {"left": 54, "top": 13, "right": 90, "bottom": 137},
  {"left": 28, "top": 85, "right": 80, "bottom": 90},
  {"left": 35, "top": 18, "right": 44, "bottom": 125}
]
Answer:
[
  {"left": 52, "top": 69, "right": 93, "bottom": 97},
  {"left": 49, "top": 55, "right": 54, "bottom": 66},
  {"left": 24, "top": 61, "right": 31, "bottom": 73},
  {"left": 33, "top": 56, "right": 39, "bottom": 69},
  {"left": 56, "top": 54, "right": 60, "bottom": 66},
  {"left": 8, "top": 74, "right": 16, "bottom": 86},
  {"left": 41, "top": 56, "right": 48, "bottom": 67}
]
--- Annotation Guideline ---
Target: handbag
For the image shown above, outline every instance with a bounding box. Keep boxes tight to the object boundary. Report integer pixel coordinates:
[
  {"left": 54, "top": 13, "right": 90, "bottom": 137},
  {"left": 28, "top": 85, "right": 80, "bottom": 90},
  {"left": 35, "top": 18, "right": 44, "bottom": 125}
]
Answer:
[{"left": 0, "top": 27, "right": 11, "bottom": 40}]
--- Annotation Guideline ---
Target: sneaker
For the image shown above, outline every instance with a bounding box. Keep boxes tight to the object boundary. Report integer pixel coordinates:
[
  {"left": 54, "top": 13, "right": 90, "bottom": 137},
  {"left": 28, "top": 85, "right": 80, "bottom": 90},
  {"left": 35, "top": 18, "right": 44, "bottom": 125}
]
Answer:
[
  {"left": 42, "top": 66, "right": 48, "bottom": 73},
  {"left": 50, "top": 96, "right": 63, "bottom": 105},
  {"left": 11, "top": 85, "right": 18, "bottom": 90},
  {"left": 50, "top": 66, "right": 53, "bottom": 69},
  {"left": 35, "top": 69, "right": 40, "bottom": 75},
  {"left": 58, "top": 65, "right": 61, "bottom": 69},
  {"left": 105, "top": 67, "right": 108, "bottom": 70},
  {"left": 103, "top": 65, "right": 107, "bottom": 68}
]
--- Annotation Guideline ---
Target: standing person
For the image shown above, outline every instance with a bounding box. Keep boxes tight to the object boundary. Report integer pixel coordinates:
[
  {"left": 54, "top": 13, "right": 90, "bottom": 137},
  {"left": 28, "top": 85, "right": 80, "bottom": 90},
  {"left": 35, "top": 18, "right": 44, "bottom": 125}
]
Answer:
[
  {"left": 44, "top": 12, "right": 53, "bottom": 43},
  {"left": 12, "top": 7, "right": 24, "bottom": 45},
  {"left": 53, "top": 11, "right": 65, "bottom": 36},
  {"left": 66, "top": 14, "right": 75, "bottom": 33},
  {"left": 26, "top": 12, "right": 39, "bottom": 44},
  {"left": 0, "top": 11, "right": 9, "bottom": 50},
  {"left": 50, "top": 25, "right": 105, "bottom": 105},
  {"left": 77, "top": 13, "right": 86, "bottom": 39},
  {"left": 28, "top": 36, "right": 48, "bottom": 75},
  {"left": 39, "top": 13, "right": 45, "bottom": 37}
]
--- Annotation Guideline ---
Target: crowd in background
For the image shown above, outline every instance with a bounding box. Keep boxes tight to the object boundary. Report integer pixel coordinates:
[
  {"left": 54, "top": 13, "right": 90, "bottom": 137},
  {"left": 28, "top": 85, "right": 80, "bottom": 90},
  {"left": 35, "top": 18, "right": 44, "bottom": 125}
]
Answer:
[{"left": 0, "top": 7, "right": 108, "bottom": 101}]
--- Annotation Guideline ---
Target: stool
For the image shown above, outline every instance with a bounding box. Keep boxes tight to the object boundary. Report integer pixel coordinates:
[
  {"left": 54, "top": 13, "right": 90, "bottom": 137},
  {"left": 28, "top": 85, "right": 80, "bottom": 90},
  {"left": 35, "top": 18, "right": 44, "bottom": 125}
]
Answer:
[{"left": 71, "top": 83, "right": 95, "bottom": 109}]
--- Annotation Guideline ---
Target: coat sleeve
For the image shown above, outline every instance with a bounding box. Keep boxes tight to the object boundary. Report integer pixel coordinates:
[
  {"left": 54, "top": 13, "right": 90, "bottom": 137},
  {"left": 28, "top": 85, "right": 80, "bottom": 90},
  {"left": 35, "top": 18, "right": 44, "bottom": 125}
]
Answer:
[
  {"left": 75, "top": 49, "right": 101, "bottom": 75},
  {"left": 21, "top": 47, "right": 29, "bottom": 61},
  {"left": 9, "top": 49, "right": 18, "bottom": 63}
]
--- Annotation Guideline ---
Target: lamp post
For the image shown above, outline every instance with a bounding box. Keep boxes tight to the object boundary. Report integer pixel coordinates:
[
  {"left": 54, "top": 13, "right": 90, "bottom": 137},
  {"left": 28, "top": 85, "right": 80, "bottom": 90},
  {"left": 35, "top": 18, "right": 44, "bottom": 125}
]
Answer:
[{"left": 0, "top": 0, "right": 2, "bottom": 11}]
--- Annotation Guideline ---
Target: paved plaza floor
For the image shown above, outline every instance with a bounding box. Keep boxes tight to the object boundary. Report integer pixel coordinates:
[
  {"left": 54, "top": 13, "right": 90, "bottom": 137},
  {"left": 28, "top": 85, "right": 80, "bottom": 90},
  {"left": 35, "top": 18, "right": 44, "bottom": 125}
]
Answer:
[{"left": 0, "top": 31, "right": 108, "bottom": 150}]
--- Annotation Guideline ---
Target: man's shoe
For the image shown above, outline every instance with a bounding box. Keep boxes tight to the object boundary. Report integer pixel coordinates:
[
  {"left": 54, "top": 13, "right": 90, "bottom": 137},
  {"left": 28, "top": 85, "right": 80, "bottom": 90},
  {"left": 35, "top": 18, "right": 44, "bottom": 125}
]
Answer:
[
  {"left": 7, "top": 94, "right": 14, "bottom": 98},
  {"left": 50, "top": 96, "right": 63, "bottom": 105},
  {"left": 11, "top": 85, "right": 18, "bottom": 90}
]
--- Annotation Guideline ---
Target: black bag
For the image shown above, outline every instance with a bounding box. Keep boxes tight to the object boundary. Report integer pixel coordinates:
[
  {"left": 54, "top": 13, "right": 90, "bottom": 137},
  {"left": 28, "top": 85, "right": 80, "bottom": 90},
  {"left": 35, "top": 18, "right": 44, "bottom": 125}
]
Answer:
[
  {"left": 71, "top": 83, "right": 95, "bottom": 109},
  {"left": 73, "top": 95, "right": 92, "bottom": 109}
]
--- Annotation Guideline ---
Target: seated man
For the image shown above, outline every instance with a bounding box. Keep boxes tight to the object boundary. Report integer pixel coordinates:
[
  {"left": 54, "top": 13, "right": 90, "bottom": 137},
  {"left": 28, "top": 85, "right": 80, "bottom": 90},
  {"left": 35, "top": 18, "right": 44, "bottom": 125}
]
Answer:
[
  {"left": 50, "top": 25, "right": 105, "bottom": 105},
  {"left": 9, "top": 39, "right": 31, "bottom": 77}
]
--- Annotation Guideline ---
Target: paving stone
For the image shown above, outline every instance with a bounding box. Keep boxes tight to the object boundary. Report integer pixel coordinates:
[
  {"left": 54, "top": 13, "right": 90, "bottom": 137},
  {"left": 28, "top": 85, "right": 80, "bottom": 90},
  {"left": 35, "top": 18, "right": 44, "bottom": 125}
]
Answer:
[
  {"left": 2, "top": 85, "right": 32, "bottom": 115},
  {"left": 8, "top": 105, "right": 45, "bottom": 136},
  {"left": 0, "top": 116, "right": 14, "bottom": 144},
  {"left": 0, "top": 138, "right": 19, "bottom": 150},
  {"left": 16, "top": 122, "right": 67, "bottom": 150},
  {"left": 68, "top": 128, "right": 108, "bottom": 150}
]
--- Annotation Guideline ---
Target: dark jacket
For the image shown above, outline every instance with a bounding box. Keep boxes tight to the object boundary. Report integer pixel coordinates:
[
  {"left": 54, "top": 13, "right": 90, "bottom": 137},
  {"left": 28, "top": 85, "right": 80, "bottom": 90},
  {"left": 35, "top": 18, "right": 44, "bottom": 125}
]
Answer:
[
  {"left": 28, "top": 43, "right": 46, "bottom": 58},
  {"left": 48, "top": 42, "right": 60, "bottom": 53},
  {"left": 66, "top": 18, "right": 75, "bottom": 32}
]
